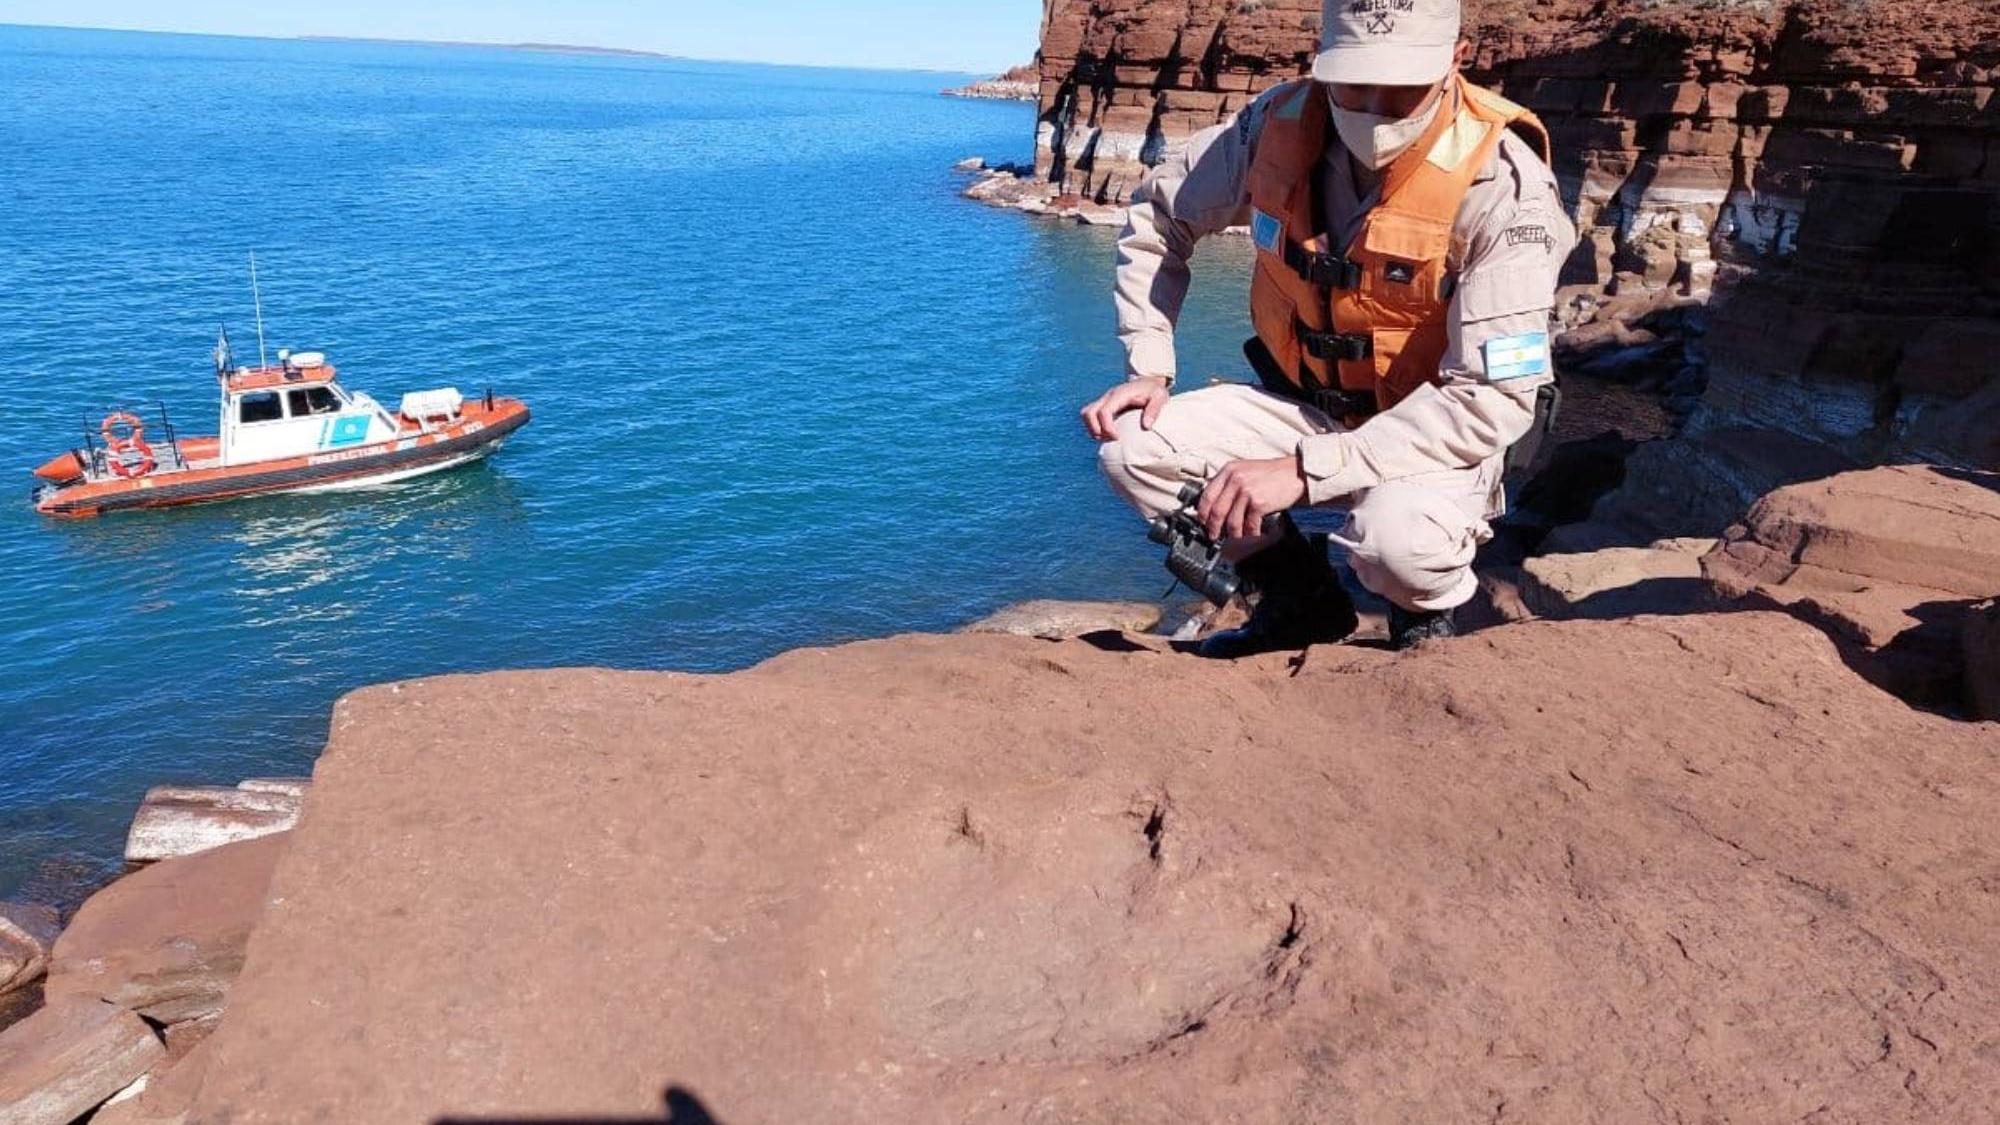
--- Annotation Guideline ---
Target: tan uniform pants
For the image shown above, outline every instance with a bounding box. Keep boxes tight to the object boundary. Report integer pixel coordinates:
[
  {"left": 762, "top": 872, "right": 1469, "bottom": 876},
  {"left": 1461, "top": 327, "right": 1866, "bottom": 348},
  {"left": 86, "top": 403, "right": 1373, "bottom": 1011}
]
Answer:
[{"left": 1098, "top": 384, "right": 1500, "bottom": 613}]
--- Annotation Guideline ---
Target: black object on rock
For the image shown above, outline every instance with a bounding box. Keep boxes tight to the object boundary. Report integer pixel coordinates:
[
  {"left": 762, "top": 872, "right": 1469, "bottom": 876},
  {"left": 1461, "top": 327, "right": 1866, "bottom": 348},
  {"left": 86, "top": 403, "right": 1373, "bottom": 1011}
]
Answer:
[
  {"left": 1197, "top": 513, "right": 1359, "bottom": 660},
  {"left": 1149, "top": 483, "right": 1242, "bottom": 608}
]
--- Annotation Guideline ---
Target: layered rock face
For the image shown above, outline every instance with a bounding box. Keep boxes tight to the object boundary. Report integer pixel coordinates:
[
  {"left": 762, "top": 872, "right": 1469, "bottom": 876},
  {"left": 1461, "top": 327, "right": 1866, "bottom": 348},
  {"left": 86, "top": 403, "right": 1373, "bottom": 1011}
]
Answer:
[
  {"left": 1032, "top": 0, "right": 1999, "bottom": 462},
  {"left": 1036, "top": 0, "right": 1995, "bottom": 283},
  {"left": 1035, "top": 0, "right": 1314, "bottom": 199}
]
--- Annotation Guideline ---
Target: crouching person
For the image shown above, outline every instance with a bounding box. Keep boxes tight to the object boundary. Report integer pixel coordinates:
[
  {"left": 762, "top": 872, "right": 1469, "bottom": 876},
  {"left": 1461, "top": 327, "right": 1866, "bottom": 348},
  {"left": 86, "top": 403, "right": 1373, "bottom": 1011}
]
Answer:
[{"left": 1080, "top": 0, "right": 1574, "bottom": 657}]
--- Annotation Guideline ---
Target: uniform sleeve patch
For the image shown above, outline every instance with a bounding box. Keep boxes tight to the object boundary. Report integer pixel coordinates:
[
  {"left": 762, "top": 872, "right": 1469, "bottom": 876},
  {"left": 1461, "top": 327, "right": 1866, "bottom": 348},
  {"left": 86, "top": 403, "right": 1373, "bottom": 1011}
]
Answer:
[
  {"left": 1501, "top": 224, "right": 1557, "bottom": 253},
  {"left": 1483, "top": 332, "right": 1550, "bottom": 381},
  {"left": 1251, "top": 209, "right": 1284, "bottom": 255}
]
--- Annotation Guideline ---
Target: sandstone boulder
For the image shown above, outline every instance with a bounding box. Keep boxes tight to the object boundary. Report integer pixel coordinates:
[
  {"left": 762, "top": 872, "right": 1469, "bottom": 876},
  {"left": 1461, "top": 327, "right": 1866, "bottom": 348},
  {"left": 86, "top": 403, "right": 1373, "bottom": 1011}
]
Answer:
[
  {"left": 47, "top": 833, "right": 286, "bottom": 1024},
  {"left": 0, "top": 998, "right": 163, "bottom": 1125},
  {"left": 124, "top": 786, "right": 301, "bottom": 864},
  {"left": 959, "top": 599, "right": 1163, "bottom": 639},
  {"left": 1519, "top": 539, "right": 1714, "bottom": 619},
  {"left": 1706, "top": 466, "right": 2000, "bottom": 598},
  {"left": 0, "top": 903, "right": 59, "bottom": 999},
  {"left": 1703, "top": 465, "right": 2000, "bottom": 705},
  {"left": 187, "top": 618, "right": 2000, "bottom": 1122}
]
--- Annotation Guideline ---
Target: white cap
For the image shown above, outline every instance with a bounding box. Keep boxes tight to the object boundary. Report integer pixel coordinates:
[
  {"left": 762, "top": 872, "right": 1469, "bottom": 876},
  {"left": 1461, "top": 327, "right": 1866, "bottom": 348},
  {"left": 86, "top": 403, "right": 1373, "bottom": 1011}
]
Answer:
[{"left": 1311, "top": 0, "right": 1461, "bottom": 87}]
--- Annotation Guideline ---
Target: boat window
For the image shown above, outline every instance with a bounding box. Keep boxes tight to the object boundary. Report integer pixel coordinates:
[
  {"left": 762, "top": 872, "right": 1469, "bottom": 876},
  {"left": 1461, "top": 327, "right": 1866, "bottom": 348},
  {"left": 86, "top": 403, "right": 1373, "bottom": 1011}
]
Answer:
[
  {"left": 288, "top": 387, "right": 342, "bottom": 416},
  {"left": 238, "top": 392, "right": 283, "bottom": 424}
]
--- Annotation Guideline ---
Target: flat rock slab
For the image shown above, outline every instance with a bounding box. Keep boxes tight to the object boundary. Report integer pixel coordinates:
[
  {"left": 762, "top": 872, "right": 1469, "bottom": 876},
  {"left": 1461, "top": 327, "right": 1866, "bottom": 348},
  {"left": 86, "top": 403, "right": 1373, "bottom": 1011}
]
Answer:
[
  {"left": 0, "top": 903, "right": 59, "bottom": 999},
  {"left": 48, "top": 833, "right": 287, "bottom": 1024},
  {"left": 1710, "top": 465, "right": 2000, "bottom": 600},
  {"left": 1520, "top": 540, "right": 1714, "bottom": 619},
  {"left": 186, "top": 615, "right": 2000, "bottom": 1123},
  {"left": 91, "top": 1038, "right": 209, "bottom": 1125},
  {"left": 959, "top": 600, "right": 1164, "bottom": 639},
  {"left": 125, "top": 787, "right": 302, "bottom": 864},
  {"left": 0, "top": 998, "right": 163, "bottom": 1125}
]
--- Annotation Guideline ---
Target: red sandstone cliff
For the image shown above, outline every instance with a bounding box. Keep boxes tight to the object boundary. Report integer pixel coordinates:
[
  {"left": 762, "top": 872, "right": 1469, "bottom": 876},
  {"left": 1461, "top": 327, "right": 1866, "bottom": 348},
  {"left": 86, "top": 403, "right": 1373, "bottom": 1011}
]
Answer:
[{"left": 1036, "top": 0, "right": 1997, "bottom": 267}]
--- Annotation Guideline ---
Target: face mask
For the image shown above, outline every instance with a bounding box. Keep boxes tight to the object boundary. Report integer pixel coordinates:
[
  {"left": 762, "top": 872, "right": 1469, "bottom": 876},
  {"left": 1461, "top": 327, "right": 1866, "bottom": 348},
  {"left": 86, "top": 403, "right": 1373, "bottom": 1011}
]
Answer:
[{"left": 1327, "top": 89, "right": 1442, "bottom": 170}]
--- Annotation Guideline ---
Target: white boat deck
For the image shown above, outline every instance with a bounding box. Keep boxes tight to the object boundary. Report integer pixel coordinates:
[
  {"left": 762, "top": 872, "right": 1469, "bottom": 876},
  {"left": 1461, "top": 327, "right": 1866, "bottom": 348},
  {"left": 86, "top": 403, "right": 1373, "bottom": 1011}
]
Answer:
[{"left": 89, "top": 441, "right": 202, "bottom": 482}]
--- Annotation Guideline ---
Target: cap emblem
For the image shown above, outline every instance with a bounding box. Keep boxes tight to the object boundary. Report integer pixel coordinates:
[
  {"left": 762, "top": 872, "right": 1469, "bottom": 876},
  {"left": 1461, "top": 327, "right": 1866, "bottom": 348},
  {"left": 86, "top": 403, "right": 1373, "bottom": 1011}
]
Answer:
[{"left": 1349, "top": 0, "right": 1417, "bottom": 36}]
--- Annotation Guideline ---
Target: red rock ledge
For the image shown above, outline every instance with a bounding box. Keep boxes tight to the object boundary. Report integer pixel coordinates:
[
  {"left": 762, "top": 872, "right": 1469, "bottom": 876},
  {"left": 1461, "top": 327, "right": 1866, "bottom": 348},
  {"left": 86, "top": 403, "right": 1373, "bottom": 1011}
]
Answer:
[{"left": 132, "top": 611, "right": 2000, "bottom": 1122}]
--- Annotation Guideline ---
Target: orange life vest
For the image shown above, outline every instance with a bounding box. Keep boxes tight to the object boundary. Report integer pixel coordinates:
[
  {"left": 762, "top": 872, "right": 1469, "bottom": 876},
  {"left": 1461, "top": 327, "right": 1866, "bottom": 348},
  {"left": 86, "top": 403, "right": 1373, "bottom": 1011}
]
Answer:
[{"left": 1245, "top": 74, "right": 1551, "bottom": 420}]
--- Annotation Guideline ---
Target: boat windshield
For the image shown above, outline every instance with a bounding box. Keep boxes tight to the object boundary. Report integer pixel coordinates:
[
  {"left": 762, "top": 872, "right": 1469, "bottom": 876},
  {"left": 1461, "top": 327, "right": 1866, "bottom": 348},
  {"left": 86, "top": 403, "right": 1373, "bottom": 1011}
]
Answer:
[
  {"left": 239, "top": 392, "right": 283, "bottom": 424},
  {"left": 287, "top": 386, "right": 343, "bottom": 416}
]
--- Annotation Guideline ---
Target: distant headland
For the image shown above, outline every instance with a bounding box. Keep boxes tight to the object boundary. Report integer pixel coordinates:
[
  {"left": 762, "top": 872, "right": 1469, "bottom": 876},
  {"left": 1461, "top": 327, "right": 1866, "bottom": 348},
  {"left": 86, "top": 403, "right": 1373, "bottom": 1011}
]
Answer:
[{"left": 298, "top": 36, "right": 685, "bottom": 60}]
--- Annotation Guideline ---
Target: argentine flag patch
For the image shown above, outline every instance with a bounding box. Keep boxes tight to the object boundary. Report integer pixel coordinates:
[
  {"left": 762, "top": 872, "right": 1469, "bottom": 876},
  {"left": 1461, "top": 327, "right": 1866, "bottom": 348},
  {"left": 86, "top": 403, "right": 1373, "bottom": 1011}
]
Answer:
[
  {"left": 1251, "top": 208, "right": 1284, "bottom": 255},
  {"left": 1483, "top": 331, "right": 1551, "bottom": 382}
]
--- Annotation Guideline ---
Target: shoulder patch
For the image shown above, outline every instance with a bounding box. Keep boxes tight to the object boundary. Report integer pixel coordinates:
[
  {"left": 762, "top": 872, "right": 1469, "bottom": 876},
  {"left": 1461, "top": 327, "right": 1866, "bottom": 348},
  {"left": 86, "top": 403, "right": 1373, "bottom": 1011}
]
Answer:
[
  {"left": 1483, "top": 331, "right": 1551, "bottom": 382},
  {"left": 1251, "top": 208, "right": 1285, "bottom": 254}
]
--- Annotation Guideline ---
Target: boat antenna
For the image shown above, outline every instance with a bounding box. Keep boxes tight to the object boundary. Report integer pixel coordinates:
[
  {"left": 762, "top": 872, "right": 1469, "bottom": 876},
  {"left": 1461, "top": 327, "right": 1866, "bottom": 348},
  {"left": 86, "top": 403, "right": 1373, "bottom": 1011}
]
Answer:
[{"left": 249, "top": 251, "right": 269, "bottom": 370}]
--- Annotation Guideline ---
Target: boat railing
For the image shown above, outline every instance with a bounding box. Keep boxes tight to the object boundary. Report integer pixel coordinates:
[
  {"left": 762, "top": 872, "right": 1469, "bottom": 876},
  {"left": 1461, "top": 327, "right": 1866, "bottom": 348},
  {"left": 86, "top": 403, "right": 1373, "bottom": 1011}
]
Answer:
[{"left": 80, "top": 400, "right": 190, "bottom": 480}]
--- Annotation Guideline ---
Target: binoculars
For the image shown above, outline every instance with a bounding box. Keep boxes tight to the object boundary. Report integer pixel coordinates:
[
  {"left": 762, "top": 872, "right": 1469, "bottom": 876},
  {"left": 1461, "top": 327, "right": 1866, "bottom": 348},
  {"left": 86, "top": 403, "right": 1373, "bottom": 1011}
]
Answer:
[{"left": 1147, "top": 483, "right": 1242, "bottom": 607}]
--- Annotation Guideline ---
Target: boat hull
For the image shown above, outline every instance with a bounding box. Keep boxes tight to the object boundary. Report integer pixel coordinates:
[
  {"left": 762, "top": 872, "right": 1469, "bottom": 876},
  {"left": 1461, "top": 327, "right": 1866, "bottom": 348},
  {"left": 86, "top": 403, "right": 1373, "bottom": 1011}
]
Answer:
[
  {"left": 35, "top": 399, "right": 530, "bottom": 518},
  {"left": 288, "top": 442, "right": 502, "bottom": 494}
]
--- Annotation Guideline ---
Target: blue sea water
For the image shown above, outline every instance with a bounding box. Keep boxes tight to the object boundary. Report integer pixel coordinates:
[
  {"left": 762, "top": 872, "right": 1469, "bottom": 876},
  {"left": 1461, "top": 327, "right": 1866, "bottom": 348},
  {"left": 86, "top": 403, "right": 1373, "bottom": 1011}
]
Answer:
[{"left": 0, "top": 25, "right": 1260, "bottom": 903}]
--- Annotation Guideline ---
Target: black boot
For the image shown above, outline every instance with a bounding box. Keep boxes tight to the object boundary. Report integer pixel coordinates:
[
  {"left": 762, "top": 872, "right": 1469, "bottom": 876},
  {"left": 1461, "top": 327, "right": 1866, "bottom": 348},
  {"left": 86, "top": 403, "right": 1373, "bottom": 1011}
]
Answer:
[
  {"left": 1388, "top": 605, "right": 1457, "bottom": 651},
  {"left": 1197, "top": 517, "right": 1358, "bottom": 659}
]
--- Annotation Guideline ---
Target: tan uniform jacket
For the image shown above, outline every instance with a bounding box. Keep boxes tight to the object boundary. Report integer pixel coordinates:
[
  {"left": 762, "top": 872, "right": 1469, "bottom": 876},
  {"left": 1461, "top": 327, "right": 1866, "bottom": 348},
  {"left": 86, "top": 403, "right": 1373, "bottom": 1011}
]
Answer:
[{"left": 1114, "top": 87, "right": 1577, "bottom": 503}]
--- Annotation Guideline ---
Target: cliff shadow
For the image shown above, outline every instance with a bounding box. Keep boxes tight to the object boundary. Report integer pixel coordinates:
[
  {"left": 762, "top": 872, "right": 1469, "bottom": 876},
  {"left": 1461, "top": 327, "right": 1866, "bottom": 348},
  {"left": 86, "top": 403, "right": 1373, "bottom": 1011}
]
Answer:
[
  {"left": 434, "top": 1086, "right": 723, "bottom": 1125},
  {"left": 1815, "top": 595, "right": 1989, "bottom": 722},
  {"left": 1042, "top": 47, "right": 1133, "bottom": 199}
]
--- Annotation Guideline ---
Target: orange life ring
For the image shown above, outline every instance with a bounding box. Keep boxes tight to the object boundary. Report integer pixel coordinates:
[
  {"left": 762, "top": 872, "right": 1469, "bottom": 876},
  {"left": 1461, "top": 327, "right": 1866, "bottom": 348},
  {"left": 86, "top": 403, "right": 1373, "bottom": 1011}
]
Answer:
[
  {"left": 101, "top": 412, "right": 144, "bottom": 444},
  {"left": 102, "top": 412, "right": 157, "bottom": 479},
  {"left": 109, "top": 440, "right": 156, "bottom": 479}
]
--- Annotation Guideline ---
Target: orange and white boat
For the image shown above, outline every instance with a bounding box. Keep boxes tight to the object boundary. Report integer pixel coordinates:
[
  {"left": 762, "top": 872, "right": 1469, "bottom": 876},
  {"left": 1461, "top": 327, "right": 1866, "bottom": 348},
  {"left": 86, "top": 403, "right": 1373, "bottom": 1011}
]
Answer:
[{"left": 32, "top": 329, "right": 529, "bottom": 519}]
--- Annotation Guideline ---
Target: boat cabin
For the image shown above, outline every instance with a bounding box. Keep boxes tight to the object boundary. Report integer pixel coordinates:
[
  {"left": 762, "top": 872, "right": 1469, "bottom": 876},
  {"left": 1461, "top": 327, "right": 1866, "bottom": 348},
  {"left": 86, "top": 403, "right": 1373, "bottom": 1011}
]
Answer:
[{"left": 219, "top": 350, "right": 398, "bottom": 467}]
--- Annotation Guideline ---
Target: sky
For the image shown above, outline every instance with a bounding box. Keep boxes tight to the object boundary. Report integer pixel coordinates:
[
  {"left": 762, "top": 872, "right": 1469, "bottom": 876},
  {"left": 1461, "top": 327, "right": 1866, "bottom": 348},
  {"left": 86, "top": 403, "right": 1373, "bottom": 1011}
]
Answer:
[{"left": 0, "top": 0, "right": 1042, "bottom": 73}]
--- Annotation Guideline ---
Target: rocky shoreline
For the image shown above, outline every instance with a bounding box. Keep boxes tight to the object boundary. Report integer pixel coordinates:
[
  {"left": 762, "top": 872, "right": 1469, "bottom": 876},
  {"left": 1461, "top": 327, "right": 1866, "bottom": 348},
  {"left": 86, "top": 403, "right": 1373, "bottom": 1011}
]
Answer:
[
  {"left": 957, "top": 158, "right": 1130, "bottom": 226},
  {"left": 942, "top": 79, "right": 1037, "bottom": 103},
  {"left": 0, "top": 781, "right": 304, "bottom": 1122},
  {"left": 943, "top": 63, "right": 1039, "bottom": 103}
]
